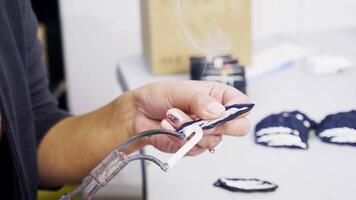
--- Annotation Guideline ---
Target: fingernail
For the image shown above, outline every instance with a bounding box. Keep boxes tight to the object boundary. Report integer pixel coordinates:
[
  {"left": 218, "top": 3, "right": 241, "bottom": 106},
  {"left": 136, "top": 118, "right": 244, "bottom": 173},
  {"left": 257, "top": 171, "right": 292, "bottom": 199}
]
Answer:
[
  {"left": 207, "top": 102, "right": 225, "bottom": 115},
  {"left": 161, "top": 119, "right": 175, "bottom": 131},
  {"left": 167, "top": 114, "right": 179, "bottom": 124},
  {"left": 166, "top": 110, "right": 183, "bottom": 124}
]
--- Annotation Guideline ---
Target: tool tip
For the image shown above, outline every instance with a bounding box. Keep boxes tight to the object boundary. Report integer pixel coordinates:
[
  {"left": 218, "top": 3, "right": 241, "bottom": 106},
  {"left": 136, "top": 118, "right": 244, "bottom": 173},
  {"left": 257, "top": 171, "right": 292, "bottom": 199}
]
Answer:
[{"left": 247, "top": 103, "right": 255, "bottom": 110}]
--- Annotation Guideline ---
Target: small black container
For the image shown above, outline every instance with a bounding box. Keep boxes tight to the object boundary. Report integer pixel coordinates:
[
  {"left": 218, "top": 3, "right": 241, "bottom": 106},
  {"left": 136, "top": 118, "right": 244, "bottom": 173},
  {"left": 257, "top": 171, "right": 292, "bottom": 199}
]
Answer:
[{"left": 190, "top": 55, "right": 247, "bottom": 93}]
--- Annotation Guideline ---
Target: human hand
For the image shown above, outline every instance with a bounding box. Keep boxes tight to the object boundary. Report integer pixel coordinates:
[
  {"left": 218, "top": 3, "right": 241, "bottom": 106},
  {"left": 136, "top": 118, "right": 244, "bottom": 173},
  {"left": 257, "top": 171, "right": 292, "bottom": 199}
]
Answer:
[
  {"left": 37, "top": 80, "right": 250, "bottom": 186},
  {"left": 129, "top": 80, "right": 251, "bottom": 156}
]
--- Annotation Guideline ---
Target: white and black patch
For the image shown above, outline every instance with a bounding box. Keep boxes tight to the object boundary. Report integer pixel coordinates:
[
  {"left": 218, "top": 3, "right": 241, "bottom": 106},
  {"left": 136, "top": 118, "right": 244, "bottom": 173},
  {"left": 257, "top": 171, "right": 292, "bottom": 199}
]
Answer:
[
  {"left": 177, "top": 104, "right": 254, "bottom": 134},
  {"left": 254, "top": 111, "right": 315, "bottom": 149},
  {"left": 255, "top": 126, "right": 307, "bottom": 149},
  {"left": 316, "top": 110, "right": 356, "bottom": 147},
  {"left": 214, "top": 178, "right": 278, "bottom": 193},
  {"left": 318, "top": 127, "right": 356, "bottom": 144}
]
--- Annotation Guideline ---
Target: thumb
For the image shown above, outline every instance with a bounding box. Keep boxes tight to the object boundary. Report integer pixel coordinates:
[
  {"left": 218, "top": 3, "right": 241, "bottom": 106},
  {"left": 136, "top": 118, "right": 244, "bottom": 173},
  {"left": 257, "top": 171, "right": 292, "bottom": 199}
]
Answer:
[{"left": 170, "top": 88, "right": 225, "bottom": 119}]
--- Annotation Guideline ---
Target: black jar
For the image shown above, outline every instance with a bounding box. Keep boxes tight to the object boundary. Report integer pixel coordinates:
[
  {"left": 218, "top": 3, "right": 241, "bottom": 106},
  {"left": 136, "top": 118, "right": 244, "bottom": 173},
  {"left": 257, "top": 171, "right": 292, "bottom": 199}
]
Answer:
[{"left": 190, "top": 55, "right": 247, "bottom": 93}]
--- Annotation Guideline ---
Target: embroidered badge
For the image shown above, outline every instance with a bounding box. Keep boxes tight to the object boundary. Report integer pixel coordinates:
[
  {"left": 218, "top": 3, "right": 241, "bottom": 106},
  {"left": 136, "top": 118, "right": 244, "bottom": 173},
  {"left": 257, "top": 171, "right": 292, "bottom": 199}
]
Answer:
[
  {"left": 214, "top": 178, "right": 278, "bottom": 193},
  {"left": 255, "top": 111, "right": 316, "bottom": 149},
  {"left": 316, "top": 110, "right": 356, "bottom": 146}
]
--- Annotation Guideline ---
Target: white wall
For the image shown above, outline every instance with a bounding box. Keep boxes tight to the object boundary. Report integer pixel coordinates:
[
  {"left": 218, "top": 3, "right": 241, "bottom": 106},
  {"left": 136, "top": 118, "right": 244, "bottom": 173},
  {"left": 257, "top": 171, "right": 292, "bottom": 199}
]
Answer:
[
  {"left": 253, "top": 0, "right": 356, "bottom": 39},
  {"left": 60, "top": 0, "right": 356, "bottom": 113},
  {"left": 61, "top": 0, "right": 141, "bottom": 114},
  {"left": 60, "top": 1, "right": 143, "bottom": 191}
]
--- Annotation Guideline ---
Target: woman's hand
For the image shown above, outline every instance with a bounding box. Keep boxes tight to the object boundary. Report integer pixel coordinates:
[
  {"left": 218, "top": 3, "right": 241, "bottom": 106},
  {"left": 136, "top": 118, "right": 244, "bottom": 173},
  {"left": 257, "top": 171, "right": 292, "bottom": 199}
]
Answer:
[
  {"left": 129, "top": 80, "right": 251, "bottom": 156},
  {"left": 38, "top": 80, "right": 251, "bottom": 186}
]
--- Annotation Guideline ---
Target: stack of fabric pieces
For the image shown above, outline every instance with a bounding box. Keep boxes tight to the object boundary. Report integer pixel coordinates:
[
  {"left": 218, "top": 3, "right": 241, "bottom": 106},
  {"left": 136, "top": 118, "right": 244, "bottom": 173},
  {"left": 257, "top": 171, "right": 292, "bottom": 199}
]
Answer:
[{"left": 255, "top": 110, "right": 356, "bottom": 149}]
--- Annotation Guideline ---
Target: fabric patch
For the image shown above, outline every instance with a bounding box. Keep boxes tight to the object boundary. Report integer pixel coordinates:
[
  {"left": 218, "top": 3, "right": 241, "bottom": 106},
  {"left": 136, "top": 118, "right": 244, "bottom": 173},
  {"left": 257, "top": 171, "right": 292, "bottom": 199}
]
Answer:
[
  {"left": 214, "top": 178, "right": 278, "bottom": 193},
  {"left": 316, "top": 110, "right": 356, "bottom": 146},
  {"left": 177, "top": 104, "right": 254, "bottom": 133},
  {"left": 255, "top": 111, "right": 316, "bottom": 149}
]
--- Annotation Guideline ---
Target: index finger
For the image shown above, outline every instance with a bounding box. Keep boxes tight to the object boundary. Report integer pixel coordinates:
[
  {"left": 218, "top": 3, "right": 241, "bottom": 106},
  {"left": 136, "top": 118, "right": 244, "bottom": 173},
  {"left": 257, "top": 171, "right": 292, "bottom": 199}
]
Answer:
[{"left": 206, "top": 81, "right": 251, "bottom": 106}]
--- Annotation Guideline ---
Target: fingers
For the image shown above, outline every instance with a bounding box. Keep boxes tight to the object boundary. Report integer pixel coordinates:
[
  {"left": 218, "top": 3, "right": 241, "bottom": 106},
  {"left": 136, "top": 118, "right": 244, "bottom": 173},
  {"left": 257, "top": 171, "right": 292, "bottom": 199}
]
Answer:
[
  {"left": 160, "top": 119, "right": 175, "bottom": 131},
  {"left": 190, "top": 91, "right": 226, "bottom": 119},
  {"left": 186, "top": 146, "right": 206, "bottom": 156},
  {"left": 168, "top": 82, "right": 225, "bottom": 120},
  {"left": 165, "top": 108, "right": 193, "bottom": 129},
  {"left": 198, "top": 81, "right": 250, "bottom": 106},
  {"left": 215, "top": 117, "right": 251, "bottom": 136},
  {"left": 135, "top": 80, "right": 251, "bottom": 121},
  {"left": 162, "top": 108, "right": 224, "bottom": 155},
  {"left": 136, "top": 80, "right": 253, "bottom": 158},
  {"left": 170, "top": 81, "right": 252, "bottom": 120},
  {"left": 196, "top": 134, "right": 222, "bottom": 149},
  {"left": 186, "top": 135, "right": 222, "bottom": 156},
  {"left": 220, "top": 84, "right": 250, "bottom": 106},
  {"left": 148, "top": 134, "right": 185, "bottom": 153},
  {"left": 189, "top": 81, "right": 250, "bottom": 105}
]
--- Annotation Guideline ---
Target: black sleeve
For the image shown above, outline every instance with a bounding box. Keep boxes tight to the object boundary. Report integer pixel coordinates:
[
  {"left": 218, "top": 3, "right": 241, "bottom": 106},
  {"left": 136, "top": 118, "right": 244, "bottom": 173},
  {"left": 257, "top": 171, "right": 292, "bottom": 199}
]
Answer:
[{"left": 23, "top": 0, "right": 70, "bottom": 144}]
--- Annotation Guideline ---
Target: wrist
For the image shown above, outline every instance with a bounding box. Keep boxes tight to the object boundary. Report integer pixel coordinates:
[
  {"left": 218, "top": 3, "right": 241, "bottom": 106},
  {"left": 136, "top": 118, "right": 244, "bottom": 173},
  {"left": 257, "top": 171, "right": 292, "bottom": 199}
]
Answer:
[
  {"left": 113, "top": 91, "right": 150, "bottom": 150},
  {"left": 113, "top": 91, "right": 136, "bottom": 134}
]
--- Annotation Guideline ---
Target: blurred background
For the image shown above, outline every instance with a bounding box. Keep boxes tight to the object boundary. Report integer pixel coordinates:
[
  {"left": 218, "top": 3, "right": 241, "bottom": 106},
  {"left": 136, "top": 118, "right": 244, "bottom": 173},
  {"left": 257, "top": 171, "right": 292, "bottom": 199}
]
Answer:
[{"left": 33, "top": 0, "right": 356, "bottom": 199}]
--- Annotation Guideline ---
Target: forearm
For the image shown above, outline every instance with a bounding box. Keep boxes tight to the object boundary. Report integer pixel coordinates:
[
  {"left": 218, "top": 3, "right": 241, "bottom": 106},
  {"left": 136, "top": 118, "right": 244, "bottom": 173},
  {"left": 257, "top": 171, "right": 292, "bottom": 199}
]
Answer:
[{"left": 37, "top": 91, "right": 146, "bottom": 187}]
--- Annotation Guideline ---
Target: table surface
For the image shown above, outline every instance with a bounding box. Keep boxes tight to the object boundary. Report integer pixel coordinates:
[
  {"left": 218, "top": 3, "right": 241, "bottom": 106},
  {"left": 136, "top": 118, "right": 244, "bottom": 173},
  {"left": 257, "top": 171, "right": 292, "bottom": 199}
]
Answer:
[{"left": 117, "top": 29, "right": 356, "bottom": 200}]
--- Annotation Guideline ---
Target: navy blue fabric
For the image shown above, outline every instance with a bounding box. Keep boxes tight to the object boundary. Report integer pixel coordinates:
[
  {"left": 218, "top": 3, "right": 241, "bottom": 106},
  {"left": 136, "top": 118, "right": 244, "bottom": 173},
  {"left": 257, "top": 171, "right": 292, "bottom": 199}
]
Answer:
[
  {"left": 177, "top": 104, "right": 254, "bottom": 132},
  {"left": 0, "top": 0, "right": 69, "bottom": 199},
  {"left": 213, "top": 178, "right": 278, "bottom": 193},
  {"left": 316, "top": 110, "right": 356, "bottom": 146},
  {"left": 255, "top": 111, "right": 316, "bottom": 149}
]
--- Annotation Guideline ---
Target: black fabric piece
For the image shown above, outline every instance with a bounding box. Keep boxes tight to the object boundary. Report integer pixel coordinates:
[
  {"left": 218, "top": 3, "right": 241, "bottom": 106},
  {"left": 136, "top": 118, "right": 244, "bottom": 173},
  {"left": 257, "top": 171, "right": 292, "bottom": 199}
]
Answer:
[
  {"left": 255, "top": 111, "right": 316, "bottom": 149},
  {"left": 177, "top": 104, "right": 254, "bottom": 132},
  {"left": 0, "top": 0, "right": 70, "bottom": 199},
  {"left": 0, "top": 136, "right": 21, "bottom": 199},
  {"left": 213, "top": 178, "right": 278, "bottom": 193},
  {"left": 316, "top": 110, "right": 356, "bottom": 147}
]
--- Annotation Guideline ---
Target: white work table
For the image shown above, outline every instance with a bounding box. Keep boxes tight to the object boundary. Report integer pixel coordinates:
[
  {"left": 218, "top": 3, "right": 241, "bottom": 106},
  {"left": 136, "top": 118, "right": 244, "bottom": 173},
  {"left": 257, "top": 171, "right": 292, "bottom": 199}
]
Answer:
[{"left": 117, "top": 30, "right": 356, "bottom": 200}]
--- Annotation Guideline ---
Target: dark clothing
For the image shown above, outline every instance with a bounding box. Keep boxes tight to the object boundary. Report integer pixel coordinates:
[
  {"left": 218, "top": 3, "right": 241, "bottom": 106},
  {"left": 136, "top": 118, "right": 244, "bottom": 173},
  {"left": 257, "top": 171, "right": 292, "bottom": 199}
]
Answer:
[
  {"left": 0, "top": 113, "right": 3, "bottom": 139},
  {"left": 0, "top": 135, "right": 21, "bottom": 200},
  {"left": 0, "top": 0, "right": 69, "bottom": 199}
]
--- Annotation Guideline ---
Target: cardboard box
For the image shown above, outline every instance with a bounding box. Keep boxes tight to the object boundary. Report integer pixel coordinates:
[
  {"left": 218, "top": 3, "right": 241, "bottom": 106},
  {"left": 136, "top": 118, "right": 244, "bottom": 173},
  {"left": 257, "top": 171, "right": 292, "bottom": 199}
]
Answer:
[{"left": 141, "top": 0, "right": 252, "bottom": 74}]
